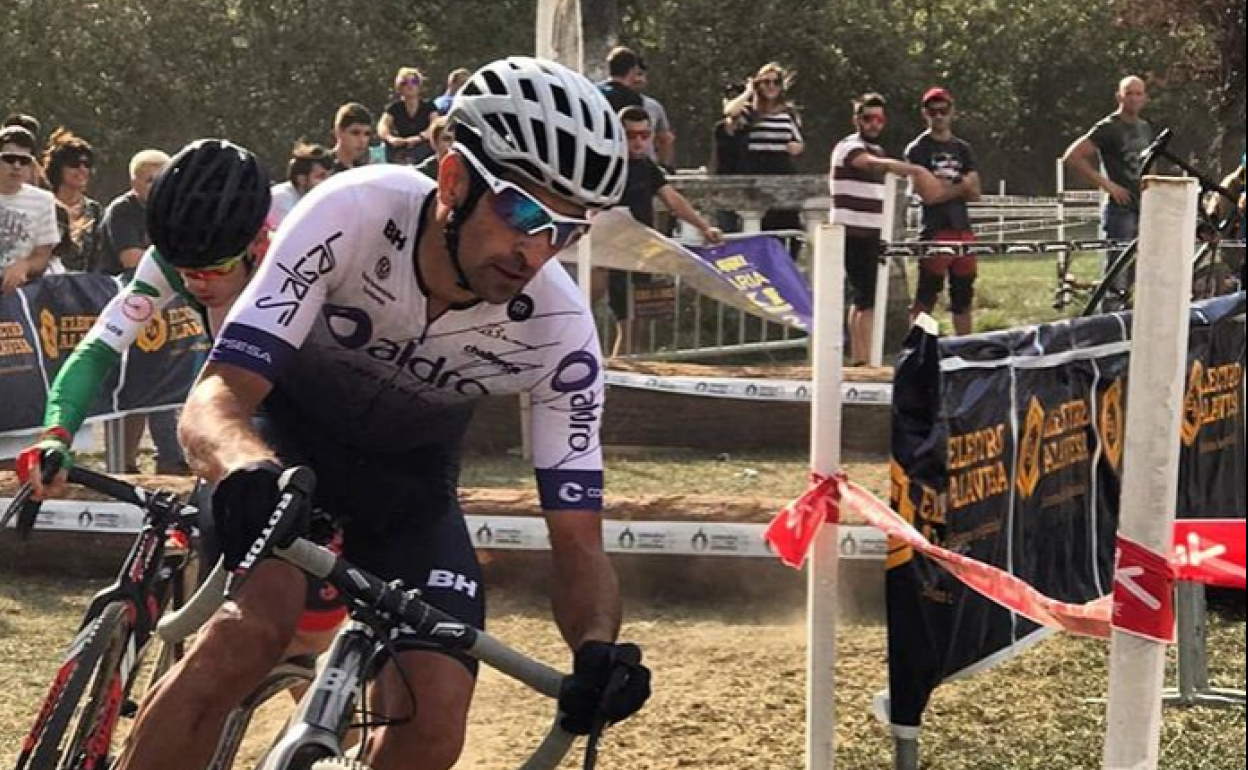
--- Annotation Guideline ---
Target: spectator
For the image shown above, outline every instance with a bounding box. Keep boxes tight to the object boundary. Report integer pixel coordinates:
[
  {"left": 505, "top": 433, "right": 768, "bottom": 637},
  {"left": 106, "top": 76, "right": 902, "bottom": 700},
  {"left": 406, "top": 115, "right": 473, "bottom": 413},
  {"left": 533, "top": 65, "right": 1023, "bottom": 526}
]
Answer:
[
  {"left": 829, "top": 92, "right": 939, "bottom": 365},
  {"left": 413, "top": 116, "right": 454, "bottom": 181},
  {"left": 433, "top": 67, "right": 472, "bottom": 114},
  {"left": 0, "top": 125, "right": 58, "bottom": 294},
  {"left": 269, "top": 141, "right": 333, "bottom": 226},
  {"left": 100, "top": 147, "right": 187, "bottom": 475},
  {"left": 636, "top": 58, "right": 676, "bottom": 170},
  {"left": 100, "top": 149, "right": 169, "bottom": 275},
  {"left": 3, "top": 114, "right": 48, "bottom": 187},
  {"left": 904, "top": 87, "right": 982, "bottom": 335},
  {"left": 722, "top": 62, "right": 805, "bottom": 248},
  {"left": 605, "top": 106, "right": 724, "bottom": 357},
  {"left": 330, "top": 102, "right": 374, "bottom": 173},
  {"left": 43, "top": 128, "right": 105, "bottom": 272},
  {"left": 377, "top": 67, "right": 439, "bottom": 165},
  {"left": 598, "top": 46, "right": 645, "bottom": 113},
  {"left": 1062, "top": 75, "right": 1155, "bottom": 310}
]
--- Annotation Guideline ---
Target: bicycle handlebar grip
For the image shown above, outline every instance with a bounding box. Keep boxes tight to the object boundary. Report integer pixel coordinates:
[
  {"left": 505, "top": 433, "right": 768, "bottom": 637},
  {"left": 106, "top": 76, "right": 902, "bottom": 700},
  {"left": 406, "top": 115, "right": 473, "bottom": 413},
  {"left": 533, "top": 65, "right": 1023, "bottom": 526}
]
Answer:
[
  {"left": 515, "top": 718, "right": 576, "bottom": 770},
  {"left": 157, "top": 559, "right": 229, "bottom": 643}
]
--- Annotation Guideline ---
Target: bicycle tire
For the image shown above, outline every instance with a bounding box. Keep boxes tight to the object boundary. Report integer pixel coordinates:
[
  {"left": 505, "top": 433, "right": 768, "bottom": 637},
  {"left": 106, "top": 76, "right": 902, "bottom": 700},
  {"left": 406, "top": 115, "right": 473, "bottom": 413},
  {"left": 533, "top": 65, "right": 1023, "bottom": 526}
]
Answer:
[
  {"left": 23, "top": 601, "right": 131, "bottom": 770},
  {"left": 206, "top": 659, "right": 316, "bottom": 770},
  {"left": 1080, "top": 240, "right": 1139, "bottom": 317},
  {"left": 310, "top": 758, "right": 373, "bottom": 770}
]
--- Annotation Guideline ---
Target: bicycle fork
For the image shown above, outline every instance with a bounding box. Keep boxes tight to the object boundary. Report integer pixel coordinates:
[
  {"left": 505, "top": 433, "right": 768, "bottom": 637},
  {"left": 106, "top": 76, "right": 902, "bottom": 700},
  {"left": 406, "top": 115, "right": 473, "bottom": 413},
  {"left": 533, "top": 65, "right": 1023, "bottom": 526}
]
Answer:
[{"left": 256, "top": 621, "right": 376, "bottom": 770}]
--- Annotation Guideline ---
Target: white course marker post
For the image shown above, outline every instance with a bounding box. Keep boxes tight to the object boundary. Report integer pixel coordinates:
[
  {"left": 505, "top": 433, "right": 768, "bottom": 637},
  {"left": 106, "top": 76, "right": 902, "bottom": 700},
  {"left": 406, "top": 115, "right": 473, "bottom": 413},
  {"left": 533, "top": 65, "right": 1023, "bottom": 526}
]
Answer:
[
  {"left": 1102, "top": 177, "right": 1199, "bottom": 770},
  {"left": 807, "top": 224, "right": 844, "bottom": 769},
  {"left": 869, "top": 175, "right": 900, "bottom": 366}
]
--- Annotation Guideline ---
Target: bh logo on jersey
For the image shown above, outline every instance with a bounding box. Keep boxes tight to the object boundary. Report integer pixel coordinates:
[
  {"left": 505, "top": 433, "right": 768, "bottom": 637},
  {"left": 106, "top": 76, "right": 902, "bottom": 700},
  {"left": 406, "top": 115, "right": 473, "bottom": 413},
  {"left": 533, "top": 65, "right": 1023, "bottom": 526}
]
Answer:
[{"left": 323, "top": 305, "right": 489, "bottom": 395}]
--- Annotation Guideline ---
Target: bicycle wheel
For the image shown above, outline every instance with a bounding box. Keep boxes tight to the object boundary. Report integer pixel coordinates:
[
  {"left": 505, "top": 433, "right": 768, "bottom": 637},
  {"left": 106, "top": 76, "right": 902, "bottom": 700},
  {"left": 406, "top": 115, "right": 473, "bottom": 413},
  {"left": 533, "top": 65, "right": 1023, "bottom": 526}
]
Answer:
[
  {"left": 21, "top": 601, "right": 132, "bottom": 770},
  {"left": 1081, "top": 240, "right": 1138, "bottom": 317},
  {"left": 310, "top": 758, "right": 373, "bottom": 770},
  {"left": 206, "top": 658, "right": 315, "bottom": 770}
]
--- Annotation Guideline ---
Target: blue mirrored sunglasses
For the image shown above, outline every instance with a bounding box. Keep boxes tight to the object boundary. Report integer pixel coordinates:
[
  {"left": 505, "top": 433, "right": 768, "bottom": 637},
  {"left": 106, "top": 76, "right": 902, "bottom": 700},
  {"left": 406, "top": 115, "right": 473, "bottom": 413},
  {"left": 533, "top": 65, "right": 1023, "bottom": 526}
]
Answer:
[{"left": 453, "top": 143, "right": 590, "bottom": 251}]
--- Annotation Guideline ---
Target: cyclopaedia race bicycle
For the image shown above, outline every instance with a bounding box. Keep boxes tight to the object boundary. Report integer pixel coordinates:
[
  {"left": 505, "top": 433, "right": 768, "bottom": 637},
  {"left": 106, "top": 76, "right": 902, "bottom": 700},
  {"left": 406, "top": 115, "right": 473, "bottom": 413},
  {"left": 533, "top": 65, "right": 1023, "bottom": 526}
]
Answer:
[
  {"left": 1054, "top": 128, "right": 1244, "bottom": 316},
  {"left": 160, "top": 465, "right": 634, "bottom": 770},
  {"left": 3, "top": 466, "right": 199, "bottom": 770}
]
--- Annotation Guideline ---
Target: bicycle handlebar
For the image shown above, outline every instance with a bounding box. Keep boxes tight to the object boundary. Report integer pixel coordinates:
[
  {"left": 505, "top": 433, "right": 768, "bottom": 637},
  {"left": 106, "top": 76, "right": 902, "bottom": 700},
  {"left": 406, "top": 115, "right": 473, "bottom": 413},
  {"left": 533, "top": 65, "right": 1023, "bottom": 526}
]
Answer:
[
  {"left": 3, "top": 464, "right": 198, "bottom": 536},
  {"left": 1141, "top": 127, "right": 1241, "bottom": 208},
  {"left": 160, "top": 467, "right": 578, "bottom": 770}
]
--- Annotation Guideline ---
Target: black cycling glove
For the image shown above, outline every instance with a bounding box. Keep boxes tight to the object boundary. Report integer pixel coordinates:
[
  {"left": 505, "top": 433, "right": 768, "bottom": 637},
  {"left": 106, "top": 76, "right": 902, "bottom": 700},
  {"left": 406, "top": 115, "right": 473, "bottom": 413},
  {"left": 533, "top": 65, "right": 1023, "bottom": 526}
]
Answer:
[
  {"left": 558, "top": 641, "right": 652, "bottom": 735},
  {"left": 211, "top": 460, "right": 286, "bottom": 571}
]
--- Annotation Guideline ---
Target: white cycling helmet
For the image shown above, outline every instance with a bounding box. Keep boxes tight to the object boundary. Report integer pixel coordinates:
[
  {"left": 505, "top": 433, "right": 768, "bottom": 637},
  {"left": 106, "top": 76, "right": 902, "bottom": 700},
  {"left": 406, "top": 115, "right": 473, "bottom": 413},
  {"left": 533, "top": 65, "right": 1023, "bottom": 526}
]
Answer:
[{"left": 448, "top": 56, "right": 627, "bottom": 209}]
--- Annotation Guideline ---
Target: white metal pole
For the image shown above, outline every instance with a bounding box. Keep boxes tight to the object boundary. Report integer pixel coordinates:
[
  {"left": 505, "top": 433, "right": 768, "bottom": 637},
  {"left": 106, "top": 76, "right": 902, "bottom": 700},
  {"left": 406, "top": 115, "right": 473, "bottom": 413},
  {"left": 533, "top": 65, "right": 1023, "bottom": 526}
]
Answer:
[
  {"left": 1055, "top": 158, "right": 1066, "bottom": 246},
  {"left": 807, "top": 224, "right": 844, "bottom": 769},
  {"left": 1102, "top": 177, "right": 1198, "bottom": 770},
  {"left": 870, "top": 175, "right": 900, "bottom": 366}
]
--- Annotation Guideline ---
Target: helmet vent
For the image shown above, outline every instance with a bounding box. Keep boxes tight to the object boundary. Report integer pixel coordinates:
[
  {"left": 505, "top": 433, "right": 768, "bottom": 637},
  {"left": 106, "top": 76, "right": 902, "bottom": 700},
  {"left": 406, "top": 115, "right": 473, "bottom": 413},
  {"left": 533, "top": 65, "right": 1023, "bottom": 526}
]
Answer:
[
  {"left": 530, "top": 119, "right": 549, "bottom": 159},
  {"left": 550, "top": 84, "right": 572, "bottom": 118},
  {"left": 556, "top": 128, "right": 577, "bottom": 180},
  {"left": 582, "top": 149, "right": 610, "bottom": 192},
  {"left": 520, "top": 78, "right": 539, "bottom": 102},
  {"left": 482, "top": 70, "right": 508, "bottom": 96}
]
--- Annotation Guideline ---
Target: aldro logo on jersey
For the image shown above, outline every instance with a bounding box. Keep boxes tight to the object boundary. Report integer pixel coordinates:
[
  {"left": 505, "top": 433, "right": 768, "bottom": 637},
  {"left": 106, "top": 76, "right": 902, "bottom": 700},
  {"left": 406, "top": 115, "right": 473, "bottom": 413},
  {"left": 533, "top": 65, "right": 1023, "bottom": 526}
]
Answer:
[
  {"left": 255, "top": 232, "right": 342, "bottom": 326},
  {"left": 323, "top": 305, "right": 488, "bottom": 395}
]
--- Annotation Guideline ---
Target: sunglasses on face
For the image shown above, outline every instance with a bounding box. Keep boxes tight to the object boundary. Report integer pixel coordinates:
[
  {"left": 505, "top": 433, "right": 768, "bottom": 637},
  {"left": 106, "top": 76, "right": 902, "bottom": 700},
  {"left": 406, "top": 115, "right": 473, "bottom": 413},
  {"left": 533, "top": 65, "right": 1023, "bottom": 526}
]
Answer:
[
  {"left": 66, "top": 158, "right": 93, "bottom": 169},
  {"left": 924, "top": 105, "right": 952, "bottom": 116},
  {"left": 626, "top": 129, "right": 653, "bottom": 140},
  {"left": 454, "top": 143, "right": 591, "bottom": 251},
  {"left": 858, "top": 114, "right": 886, "bottom": 125},
  {"left": 756, "top": 78, "right": 781, "bottom": 87},
  {"left": 399, "top": 77, "right": 421, "bottom": 87},
  {"left": 1, "top": 152, "right": 34, "bottom": 167},
  {"left": 177, "top": 251, "right": 246, "bottom": 282}
]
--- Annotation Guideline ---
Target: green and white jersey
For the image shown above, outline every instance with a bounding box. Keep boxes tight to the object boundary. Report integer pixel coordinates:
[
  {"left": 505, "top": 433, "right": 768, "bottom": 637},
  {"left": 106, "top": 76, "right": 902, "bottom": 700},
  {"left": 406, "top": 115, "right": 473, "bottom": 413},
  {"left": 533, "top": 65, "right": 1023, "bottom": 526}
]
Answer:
[{"left": 42, "top": 247, "right": 203, "bottom": 436}]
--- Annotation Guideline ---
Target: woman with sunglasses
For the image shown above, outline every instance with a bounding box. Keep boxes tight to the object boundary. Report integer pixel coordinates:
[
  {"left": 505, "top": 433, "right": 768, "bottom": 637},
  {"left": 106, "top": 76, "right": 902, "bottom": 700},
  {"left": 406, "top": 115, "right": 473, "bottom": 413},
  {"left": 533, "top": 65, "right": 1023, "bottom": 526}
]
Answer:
[
  {"left": 722, "top": 62, "right": 806, "bottom": 251},
  {"left": 112, "top": 56, "right": 649, "bottom": 770},
  {"left": 42, "top": 127, "right": 105, "bottom": 272},
  {"left": 377, "top": 65, "right": 441, "bottom": 166}
]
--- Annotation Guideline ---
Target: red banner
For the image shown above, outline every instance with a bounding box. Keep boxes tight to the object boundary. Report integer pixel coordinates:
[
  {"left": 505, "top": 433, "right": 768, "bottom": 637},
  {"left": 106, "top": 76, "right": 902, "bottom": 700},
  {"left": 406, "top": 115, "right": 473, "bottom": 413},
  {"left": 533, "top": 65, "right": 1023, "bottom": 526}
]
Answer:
[
  {"left": 1172, "top": 519, "right": 1247, "bottom": 589},
  {"left": 1113, "top": 535, "right": 1177, "bottom": 643}
]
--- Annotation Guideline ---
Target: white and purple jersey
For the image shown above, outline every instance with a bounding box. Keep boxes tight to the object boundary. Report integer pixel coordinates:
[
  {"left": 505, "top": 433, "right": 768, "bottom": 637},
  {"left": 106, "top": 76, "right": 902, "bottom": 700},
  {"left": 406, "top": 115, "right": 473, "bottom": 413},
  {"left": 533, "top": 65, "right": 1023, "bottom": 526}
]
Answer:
[{"left": 210, "top": 165, "right": 605, "bottom": 511}]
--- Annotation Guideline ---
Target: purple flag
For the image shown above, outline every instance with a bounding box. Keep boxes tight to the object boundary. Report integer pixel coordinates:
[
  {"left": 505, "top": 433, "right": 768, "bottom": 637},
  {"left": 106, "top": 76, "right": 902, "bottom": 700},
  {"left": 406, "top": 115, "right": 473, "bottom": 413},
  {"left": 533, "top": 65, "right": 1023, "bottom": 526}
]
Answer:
[{"left": 687, "top": 236, "right": 813, "bottom": 331}]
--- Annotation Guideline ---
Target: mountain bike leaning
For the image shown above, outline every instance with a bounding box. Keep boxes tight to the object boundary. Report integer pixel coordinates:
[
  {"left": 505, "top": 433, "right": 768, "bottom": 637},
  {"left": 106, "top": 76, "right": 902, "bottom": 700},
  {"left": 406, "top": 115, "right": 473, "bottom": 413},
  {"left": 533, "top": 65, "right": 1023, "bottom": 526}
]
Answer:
[
  {"left": 156, "top": 465, "right": 641, "bottom": 770},
  {"left": 2, "top": 465, "right": 198, "bottom": 770},
  {"left": 1073, "top": 128, "right": 1244, "bottom": 316}
]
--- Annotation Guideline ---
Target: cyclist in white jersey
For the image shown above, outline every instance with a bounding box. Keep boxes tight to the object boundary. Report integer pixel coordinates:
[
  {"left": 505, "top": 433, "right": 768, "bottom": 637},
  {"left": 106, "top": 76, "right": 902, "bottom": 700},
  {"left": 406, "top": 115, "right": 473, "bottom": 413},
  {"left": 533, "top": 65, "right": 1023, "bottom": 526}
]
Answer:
[{"left": 114, "top": 57, "right": 650, "bottom": 770}]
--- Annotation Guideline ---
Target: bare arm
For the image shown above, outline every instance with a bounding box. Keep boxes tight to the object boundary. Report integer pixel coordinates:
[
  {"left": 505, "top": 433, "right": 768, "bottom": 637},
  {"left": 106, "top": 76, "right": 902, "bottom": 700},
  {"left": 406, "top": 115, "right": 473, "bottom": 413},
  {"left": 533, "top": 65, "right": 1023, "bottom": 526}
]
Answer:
[
  {"left": 119, "top": 247, "right": 144, "bottom": 270},
  {"left": 545, "top": 510, "right": 622, "bottom": 649},
  {"left": 655, "top": 129, "right": 676, "bottom": 168},
  {"left": 376, "top": 112, "right": 399, "bottom": 144},
  {"left": 657, "top": 186, "right": 723, "bottom": 243},
  {"left": 178, "top": 362, "right": 276, "bottom": 483},
  {"left": 851, "top": 152, "right": 942, "bottom": 202},
  {"left": 1063, "top": 136, "right": 1130, "bottom": 205}
]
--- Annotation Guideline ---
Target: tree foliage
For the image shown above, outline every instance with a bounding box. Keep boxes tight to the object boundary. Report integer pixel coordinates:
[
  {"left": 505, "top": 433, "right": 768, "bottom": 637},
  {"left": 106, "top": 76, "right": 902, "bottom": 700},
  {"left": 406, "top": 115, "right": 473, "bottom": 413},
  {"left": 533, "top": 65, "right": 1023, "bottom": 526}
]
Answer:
[{"left": 2, "top": 0, "right": 1241, "bottom": 198}]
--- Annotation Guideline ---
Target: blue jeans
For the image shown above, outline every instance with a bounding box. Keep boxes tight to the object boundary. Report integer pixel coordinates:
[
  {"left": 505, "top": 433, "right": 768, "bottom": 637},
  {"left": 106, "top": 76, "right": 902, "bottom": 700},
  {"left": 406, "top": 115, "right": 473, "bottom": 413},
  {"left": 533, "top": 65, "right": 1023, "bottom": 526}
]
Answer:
[{"left": 1102, "top": 205, "right": 1139, "bottom": 309}]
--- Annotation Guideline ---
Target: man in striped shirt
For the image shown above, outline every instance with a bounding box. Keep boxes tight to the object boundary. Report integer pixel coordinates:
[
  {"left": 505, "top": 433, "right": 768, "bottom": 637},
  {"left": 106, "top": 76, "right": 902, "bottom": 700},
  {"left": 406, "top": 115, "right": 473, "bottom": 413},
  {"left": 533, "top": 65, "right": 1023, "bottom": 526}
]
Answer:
[{"left": 829, "top": 92, "right": 938, "bottom": 364}]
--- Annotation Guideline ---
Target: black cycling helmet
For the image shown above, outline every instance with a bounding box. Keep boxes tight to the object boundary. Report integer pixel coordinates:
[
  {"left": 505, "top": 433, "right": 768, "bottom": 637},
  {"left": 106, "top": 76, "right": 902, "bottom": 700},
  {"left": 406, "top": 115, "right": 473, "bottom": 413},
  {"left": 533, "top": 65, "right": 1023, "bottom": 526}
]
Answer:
[{"left": 147, "top": 138, "right": 271, "bottom": 269}]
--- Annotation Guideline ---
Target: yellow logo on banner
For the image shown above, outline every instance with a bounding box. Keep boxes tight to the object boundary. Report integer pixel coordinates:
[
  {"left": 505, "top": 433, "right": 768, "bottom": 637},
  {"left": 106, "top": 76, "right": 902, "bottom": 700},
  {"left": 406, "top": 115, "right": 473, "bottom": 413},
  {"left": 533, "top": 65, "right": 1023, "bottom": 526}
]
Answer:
[
  {"left": 135, "top": 315, "right": 168, "bottom": 353},
  {"left": 886, "top": 460, "right": 915, "bottom": 569},
  {"left": 1016, "top": 397, "right": 1044, "bottom": 498},
  {"left": 1100, "top": 379, "right": 1125, "bottom": 470},
  {"left": 39, "top": 309, "right": 58, "bottom": 359},
  {"left": 1181, "top": 362, "right": 1205, "bottom": 447}
]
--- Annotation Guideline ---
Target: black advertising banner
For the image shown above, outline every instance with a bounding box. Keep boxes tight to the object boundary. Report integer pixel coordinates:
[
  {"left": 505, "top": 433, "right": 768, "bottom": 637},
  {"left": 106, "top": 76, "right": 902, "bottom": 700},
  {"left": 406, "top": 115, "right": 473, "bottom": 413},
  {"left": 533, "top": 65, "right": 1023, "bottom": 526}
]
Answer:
[
  {"left": 0, "top": 274, "right": 209, "bottom": 438},
  {"left": 19, "top": 273, "right": 123, "bottom": 423},
  {"left": 887, "top": 292, "right": 1246, "bottom": 731},
  {"left": 0, "top": 287, "right": 47, "bottom": 432},
  {"left": 116, "top": 301, "right": 210, "bottom": 411}
]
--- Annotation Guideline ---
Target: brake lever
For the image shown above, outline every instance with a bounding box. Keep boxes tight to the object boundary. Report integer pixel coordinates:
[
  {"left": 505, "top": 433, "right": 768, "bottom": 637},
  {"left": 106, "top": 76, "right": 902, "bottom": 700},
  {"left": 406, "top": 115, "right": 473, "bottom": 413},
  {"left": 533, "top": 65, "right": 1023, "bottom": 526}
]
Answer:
[
  {"left": 3, "top": 452, "right": 64, "bottom": 540},
  {"left": 582, "top": 645, "right": 643, "bottom": 770}
]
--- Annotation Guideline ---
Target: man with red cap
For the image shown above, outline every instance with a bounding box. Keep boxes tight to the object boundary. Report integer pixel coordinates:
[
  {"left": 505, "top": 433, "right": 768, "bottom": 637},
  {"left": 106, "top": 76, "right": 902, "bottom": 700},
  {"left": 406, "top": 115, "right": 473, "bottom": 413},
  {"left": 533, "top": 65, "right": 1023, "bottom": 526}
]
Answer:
[{"left": 904, "top": 86, "right": 982, "bottom": 335}]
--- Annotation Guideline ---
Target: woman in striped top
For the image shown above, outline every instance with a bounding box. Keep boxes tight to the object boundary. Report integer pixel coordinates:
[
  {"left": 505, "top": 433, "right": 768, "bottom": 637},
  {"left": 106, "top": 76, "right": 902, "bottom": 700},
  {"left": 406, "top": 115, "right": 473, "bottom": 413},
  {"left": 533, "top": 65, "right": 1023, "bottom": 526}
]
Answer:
[{"left": 723, "top": 62, "right": 804, "bottom": 175}]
